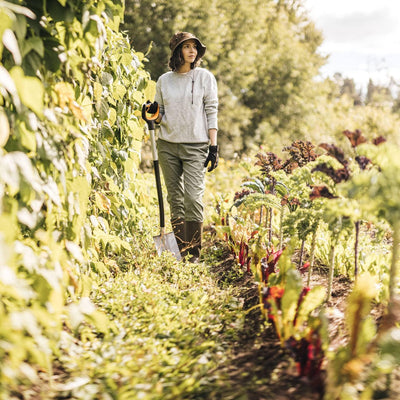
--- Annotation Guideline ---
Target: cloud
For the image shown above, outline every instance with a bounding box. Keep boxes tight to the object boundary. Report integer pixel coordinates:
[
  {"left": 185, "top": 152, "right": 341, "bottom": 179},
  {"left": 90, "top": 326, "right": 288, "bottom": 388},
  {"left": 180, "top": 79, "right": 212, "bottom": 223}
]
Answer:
[
  {"left": 319, "top": 9, "right": 398, "bottom": 45},
  {"left": 305, "top": 0, "right": 400, "bottom": 86}
]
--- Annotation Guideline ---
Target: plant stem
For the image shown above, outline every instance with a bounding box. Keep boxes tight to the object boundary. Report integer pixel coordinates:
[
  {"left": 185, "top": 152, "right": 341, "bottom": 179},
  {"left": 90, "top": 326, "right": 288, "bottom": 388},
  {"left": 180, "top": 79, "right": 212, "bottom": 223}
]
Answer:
[
  {"left": 268, "top": 207, "right": 273, "bottom": 244},
  {"left": 327, "top": 243, "right": 335, "bottom": 302},
  {"left": 307, "top": 228, "right": 317, "bottom": 287},
  {"left": 279, "top": 206, "right": 284, "bottom": 250},
  {"left": 299, "top": 238, "right": 305, "bottom": 268},
  {"left": 389, "top": 222, "right": 400, "bottom": 313},
  {"left": 354, "top": 220, "right": 360, "bottom": 280}
]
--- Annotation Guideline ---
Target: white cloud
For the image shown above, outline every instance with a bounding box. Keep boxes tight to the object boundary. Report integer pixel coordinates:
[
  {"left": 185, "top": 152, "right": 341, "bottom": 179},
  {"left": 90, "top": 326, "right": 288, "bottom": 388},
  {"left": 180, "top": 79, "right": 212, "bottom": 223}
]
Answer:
[
  {"left": 304, "top": 0, "right": 400, "bottom": 87},
  {"left": 321, "top": 10, "right": 397, "bottom": 45}
]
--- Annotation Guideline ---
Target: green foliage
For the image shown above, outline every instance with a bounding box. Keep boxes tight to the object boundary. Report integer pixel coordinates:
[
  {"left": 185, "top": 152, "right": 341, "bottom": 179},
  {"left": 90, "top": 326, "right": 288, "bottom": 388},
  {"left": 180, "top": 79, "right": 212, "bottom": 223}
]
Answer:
[
  {"left": 55, "top": 254, "right": 244, "bottom": 399},
  {"left": 0, "top": 0, "right": 155, "bottom": 395},
  {"left": 210, "top": 134, "right": 400, "bottom": 392},
  {"left": 344, "top": 143, "right": 400, "bottom": 225},
  {"left": 1, "top": 0, "right": 400, "bottom": 397}
]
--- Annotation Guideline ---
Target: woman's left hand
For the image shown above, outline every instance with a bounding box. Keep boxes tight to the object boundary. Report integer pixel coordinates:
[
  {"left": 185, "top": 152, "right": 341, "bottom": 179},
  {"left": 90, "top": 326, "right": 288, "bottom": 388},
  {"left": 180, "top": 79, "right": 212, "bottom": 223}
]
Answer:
[{"left": 204, "top": 145, "right": 219, "bottom": 172}]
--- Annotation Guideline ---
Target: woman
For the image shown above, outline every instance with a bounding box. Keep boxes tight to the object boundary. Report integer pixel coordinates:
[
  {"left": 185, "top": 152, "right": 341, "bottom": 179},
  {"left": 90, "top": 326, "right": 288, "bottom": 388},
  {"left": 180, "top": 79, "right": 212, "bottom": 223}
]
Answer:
[{"left": 149, "top": 31, "right": 219, "bottom": 263}]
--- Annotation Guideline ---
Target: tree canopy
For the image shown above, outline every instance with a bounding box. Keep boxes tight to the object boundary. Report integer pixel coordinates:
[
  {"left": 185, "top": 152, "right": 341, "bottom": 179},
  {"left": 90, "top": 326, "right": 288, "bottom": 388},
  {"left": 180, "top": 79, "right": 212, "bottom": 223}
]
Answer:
[
  {"left": 123, "top": 0, "right": 400, "bottom": 157},
  {"left": 123, "top": 0, "right": 326, "bottom": 157}
]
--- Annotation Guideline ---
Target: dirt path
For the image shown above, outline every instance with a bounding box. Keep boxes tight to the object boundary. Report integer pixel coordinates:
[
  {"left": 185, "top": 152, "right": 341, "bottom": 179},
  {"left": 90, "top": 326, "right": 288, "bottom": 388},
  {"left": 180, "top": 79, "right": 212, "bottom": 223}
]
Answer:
[
  {"left": 205, "top": 240, "right": 399, "bottom": 400},
  {"left": 206, "top": 247, "right": 323, "bottom": 400}
]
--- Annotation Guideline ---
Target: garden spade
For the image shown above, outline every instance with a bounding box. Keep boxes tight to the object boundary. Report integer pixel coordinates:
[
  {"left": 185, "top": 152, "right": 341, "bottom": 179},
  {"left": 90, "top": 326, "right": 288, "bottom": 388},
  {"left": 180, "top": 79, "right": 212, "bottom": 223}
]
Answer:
[{"left": 142, "top": 102, "right": 181, "bottom": 260}]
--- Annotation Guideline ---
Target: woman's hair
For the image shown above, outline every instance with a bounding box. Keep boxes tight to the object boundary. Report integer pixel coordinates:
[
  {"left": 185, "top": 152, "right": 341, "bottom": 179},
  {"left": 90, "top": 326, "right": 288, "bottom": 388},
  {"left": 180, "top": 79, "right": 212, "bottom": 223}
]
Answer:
[{"left": 168, "top": 43, "right": 202, "bottom": 71}]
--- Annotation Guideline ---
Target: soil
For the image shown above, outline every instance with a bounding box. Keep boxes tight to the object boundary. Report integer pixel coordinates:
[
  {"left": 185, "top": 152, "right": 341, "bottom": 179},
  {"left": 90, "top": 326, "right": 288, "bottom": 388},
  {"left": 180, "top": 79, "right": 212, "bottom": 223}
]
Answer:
[{"left": 204, "top": 234, "right": 399, "bottom": 400}]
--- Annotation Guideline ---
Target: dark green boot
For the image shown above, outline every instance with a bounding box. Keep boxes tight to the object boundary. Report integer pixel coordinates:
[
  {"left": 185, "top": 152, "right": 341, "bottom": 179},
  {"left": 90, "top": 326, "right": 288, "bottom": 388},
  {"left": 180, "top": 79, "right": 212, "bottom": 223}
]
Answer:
[
  {"left": 184, "top": 221, "right": 203, "bottom": 263},
  {"left": 171, "top": 217, "right": 186, "bottom": 254}
]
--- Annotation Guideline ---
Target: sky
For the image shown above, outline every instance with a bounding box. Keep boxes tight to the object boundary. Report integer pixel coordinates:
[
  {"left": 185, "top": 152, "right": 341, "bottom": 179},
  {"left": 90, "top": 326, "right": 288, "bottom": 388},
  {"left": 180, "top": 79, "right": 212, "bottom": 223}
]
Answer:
[{"left": 303, "top": 0, "right": 400, "bottom": 91}]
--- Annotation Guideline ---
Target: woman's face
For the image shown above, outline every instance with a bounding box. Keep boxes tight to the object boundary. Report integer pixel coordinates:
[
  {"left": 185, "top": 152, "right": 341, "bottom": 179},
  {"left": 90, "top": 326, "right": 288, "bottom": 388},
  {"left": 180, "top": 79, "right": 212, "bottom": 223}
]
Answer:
[{"left": 181, "top": 40, "right": 198, "bottom": 64}]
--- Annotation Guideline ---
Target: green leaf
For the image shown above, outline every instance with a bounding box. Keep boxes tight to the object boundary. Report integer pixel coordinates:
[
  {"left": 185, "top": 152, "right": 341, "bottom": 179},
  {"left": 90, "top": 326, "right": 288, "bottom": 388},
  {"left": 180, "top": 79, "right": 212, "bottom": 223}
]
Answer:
[
  {"left": 80, "top": 95, "right": 92, "bottom": 121},
  {"left": 14, "top": 13, "right": 27, "bottom": 41},
  {"left": 9, "top": 66, "right": 44, "bottom": 116},
  {"left": 380, "top": 328, "right": 400, "bottom": 363},
  {"left": 131, "top": 90, "right": 144, "bottom": 105},
  {"left": 88, "top": 310, "right": 111, "bottom": 335},
  {"left": 101, "top": 72, "right": 113, "bottom": 86},
  {"left": 18, "top": 120, "right": 36, "bottom": 152},
  {"left": 294, "top": 286, "right": 326, "bottom": 328},
  {"left": 96, "top": 98, "right": 109, "bottom": 120},
  {"left": 21, "top": 36, "right": 44, "bottom": 58},
  {"left": 120, "top": 53, "right": 133, "bottom": 66},
  {"left": 281, "top": 269, "right": 302, "bottom": 325}
]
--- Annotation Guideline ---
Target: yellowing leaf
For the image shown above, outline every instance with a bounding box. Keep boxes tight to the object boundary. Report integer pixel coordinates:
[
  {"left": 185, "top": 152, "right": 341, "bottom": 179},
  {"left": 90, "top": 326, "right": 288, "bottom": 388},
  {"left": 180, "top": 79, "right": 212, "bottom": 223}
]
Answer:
[
  {"left": 54, "top": 82, "right": 87, "bottom": 121},
  {"left": 80, "top": 95, "right": 92, "bottom": 121},
  {"left": 130, "top": 139, "right": 142, "bottom": 153},
  {"left": 89, "top": 310, "right": 111, "bottom": 334},
  {"left": 54, "top": 81, "right": 75, "bottom": 109},
  {"left": 70, "top": 100, "right": 86, "bottom": 121},
  {"left": 144, "top": 80, "right": 156, "bottom": 102},
  {"left": 131, "top": 91, "right": 144, "bottom": 105},
  {"left": 95, "top": 191, "right": 111, "bottom": 213},
  {"left": 120, "top": 53, "right": 133, "bottom": 66},
  {"left": 127, "top": 120, "right": 143, "bottom": 141},
  {"left": 93, "top": 82, "right": 102, "bottom": 101},
  {"left": 113, "top": 84, "right": 126, "bottom": 100},
  {"left": 108, "top": 107, "right": 116, "bottom": 126}
]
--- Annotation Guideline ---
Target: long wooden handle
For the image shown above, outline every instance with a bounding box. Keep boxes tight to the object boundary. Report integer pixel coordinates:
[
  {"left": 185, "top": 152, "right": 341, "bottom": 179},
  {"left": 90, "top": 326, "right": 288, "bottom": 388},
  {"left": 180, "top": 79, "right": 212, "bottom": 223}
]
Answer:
[
  {"left": 153, "top": 158, "right": 165, "bottom": 229},
  {"left": 142, "top": 102, "right": 164, "bottom": 230}
]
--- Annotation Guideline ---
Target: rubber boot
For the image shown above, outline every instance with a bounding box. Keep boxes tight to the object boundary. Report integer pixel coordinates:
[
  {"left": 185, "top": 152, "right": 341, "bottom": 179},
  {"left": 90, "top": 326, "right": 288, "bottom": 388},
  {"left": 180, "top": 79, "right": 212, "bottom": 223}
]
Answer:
[
  {"left": 171, "top": 217, "right": 186, "bottom": 254},
  {"left": 184, "top": 221, "right": 203, "bottom": 263}
]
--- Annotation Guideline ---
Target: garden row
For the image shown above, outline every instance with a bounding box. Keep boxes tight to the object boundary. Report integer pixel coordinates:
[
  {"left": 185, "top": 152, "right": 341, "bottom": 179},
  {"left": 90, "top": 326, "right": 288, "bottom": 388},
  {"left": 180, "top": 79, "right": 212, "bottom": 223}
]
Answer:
[
  {"left": 0, "top": 1, "right": 157, "bottom": 396},
  {"left": 211, "top": 132, "right": 400, "bottom": 399}
]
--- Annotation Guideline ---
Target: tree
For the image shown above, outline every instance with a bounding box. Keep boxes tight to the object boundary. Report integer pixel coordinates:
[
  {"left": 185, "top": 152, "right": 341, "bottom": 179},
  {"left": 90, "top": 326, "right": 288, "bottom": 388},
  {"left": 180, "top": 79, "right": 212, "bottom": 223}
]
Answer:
[
  {"left": 123, "top": 0, "right": 327, "bottom": 157},
  {"left": 365, "top": 78, "right": 393, "bottom": 107},
  {"left": 333, "top": 73, "right": 362, "bottom": 106}
]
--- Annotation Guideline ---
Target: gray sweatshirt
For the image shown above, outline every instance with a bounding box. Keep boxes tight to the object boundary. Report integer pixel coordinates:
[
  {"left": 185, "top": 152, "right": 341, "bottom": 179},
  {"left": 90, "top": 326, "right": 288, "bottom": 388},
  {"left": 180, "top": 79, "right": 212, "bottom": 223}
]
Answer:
[{"left": 155, "top": 67, "right": 218, "bottom": 143}]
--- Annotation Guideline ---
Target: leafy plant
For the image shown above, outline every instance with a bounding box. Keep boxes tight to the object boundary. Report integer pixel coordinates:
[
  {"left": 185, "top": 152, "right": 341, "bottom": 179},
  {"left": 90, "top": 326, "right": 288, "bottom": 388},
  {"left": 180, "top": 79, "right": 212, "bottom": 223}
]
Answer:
[{"left": 0, "top": 0, "right": 154, "bottom": 395}]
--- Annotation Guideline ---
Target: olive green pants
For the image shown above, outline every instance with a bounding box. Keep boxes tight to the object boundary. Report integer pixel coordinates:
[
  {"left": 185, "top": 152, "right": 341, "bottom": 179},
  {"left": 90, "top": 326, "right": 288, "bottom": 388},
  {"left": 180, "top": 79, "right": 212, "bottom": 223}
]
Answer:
[{"left": 157, "top": 139, "right": 208, "bottom": 223}]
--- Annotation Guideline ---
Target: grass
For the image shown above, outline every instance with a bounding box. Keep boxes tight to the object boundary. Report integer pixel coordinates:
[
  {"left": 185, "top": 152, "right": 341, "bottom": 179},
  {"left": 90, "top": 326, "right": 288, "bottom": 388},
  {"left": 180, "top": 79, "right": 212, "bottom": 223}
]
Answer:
[{"left": 51, "top": 250, "right": 247, "bottom": 400}]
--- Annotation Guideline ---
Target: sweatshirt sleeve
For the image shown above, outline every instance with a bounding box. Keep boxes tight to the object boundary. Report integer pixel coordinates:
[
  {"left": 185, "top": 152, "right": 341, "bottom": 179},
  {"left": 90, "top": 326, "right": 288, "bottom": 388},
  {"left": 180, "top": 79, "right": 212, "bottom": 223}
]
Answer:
[{"left": 203, "top": 71, "right": 218, "bottom": 131}]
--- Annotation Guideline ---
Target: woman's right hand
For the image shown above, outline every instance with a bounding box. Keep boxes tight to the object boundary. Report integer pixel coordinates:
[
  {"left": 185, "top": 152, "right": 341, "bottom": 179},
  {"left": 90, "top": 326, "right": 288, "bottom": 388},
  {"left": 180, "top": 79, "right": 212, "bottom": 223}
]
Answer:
[{"left": 146, "top": 101, "right": 159, "bottom": 114}]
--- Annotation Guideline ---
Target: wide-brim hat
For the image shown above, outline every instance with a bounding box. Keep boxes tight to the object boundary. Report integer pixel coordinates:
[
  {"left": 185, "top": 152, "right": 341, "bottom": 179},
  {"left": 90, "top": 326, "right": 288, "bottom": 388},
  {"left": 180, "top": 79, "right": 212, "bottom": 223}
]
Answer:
[{"left": 169, "top": 31, "right": 206, "bottom": 58}]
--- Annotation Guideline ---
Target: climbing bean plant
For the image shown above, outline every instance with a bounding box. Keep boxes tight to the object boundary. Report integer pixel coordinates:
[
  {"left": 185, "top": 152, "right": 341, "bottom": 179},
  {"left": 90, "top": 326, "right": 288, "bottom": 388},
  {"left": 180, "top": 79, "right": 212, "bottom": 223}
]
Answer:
[{"left": 0, "top": 0, "right": 154, "bottom": 395}]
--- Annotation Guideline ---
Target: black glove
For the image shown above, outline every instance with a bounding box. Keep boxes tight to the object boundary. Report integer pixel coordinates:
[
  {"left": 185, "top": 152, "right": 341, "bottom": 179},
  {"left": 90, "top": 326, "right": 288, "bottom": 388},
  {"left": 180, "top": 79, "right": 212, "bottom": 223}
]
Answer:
[
  {"left": 146, "top": 101, "right": 158, "bottom": 114},
  {"left": 204, "top": 145, "right": 219, "bottom": 172}
]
